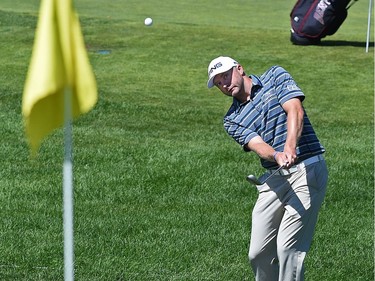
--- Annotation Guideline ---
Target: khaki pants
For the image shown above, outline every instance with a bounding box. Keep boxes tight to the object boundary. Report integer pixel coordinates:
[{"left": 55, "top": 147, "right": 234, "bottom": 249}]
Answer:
[{"left": 248, "top": 159, "right": 328, "bottom": 281}]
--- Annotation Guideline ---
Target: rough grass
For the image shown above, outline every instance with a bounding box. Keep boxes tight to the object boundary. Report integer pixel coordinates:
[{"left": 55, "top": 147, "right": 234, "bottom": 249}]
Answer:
[{"left": 0, "top": 0, "right": 373, "bottom": 280}]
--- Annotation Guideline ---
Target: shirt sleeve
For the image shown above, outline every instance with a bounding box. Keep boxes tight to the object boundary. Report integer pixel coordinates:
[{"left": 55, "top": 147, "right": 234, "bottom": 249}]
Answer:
[
  {"left": 224, "top": 117, "right": 259, "bottom": 152},
  {"left": 272, "top": 66, "right": 305, "bottom": 104}
]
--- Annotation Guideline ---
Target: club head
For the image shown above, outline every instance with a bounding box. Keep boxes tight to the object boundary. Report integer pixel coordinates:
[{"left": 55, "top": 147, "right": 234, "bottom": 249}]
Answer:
[
  {"left": 246, "top": 163, "right": 287, "bottom": 186},
  {"left": 246, "top": 175, "right": 262, "bottom": 185}
]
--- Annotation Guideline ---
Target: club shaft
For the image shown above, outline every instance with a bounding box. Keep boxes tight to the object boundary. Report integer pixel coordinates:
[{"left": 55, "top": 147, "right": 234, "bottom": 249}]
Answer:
[
  {"left": 262, "top": 165, "right": 284, "bottom": 183},
  {"left": 247, "top": 165, "right": 286, "bottom": 185}
]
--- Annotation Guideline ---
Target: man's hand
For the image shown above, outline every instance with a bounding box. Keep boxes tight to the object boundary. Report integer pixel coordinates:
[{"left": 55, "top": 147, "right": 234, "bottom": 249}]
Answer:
[{"left": 274, "top": 151, "right": 294, "bottom": 168}]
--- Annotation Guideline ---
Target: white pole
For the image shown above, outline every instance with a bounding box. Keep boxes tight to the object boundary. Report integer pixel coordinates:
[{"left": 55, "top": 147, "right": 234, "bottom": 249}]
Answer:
[
  {"left": 63, "top": 87, "right": 74, "bottom": 281},
  {"left": 366, "top": 0, "right": 373, "bottom": 52}
]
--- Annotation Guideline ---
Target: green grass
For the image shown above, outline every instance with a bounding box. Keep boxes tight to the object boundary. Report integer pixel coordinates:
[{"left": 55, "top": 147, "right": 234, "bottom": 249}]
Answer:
[{"left": 0, "top": 0, "right": 373, "bottom": 280}]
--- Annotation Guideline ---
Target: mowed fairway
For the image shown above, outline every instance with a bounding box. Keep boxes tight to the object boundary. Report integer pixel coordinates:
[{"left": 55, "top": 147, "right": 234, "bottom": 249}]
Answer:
[{"left": 0, "top": 0, "right": 373, "bottom": 280}]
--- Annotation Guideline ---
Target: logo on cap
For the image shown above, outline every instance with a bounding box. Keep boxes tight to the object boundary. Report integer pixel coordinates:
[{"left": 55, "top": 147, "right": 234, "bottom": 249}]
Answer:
[{"left": 208, "top": 62, "right": 223, "bottom": 76}]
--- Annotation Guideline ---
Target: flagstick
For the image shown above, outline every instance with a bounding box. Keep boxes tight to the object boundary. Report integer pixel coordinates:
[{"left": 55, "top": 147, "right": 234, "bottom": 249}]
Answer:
[
  {"left": 63, "top": 87, "right": 74, "bottom": 281},
  {"left": 366, "top": 0, "right": 373, "bottom": 53}
]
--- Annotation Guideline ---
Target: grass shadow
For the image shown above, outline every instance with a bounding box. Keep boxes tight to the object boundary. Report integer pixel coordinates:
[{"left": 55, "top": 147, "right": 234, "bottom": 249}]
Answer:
[{"left": 320, "top": 40, "right": 374, "bottom": 47}]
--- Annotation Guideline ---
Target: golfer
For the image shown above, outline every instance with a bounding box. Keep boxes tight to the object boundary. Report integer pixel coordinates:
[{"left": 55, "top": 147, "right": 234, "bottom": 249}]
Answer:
[{"left": 206, "top": 56, "right": 328, "bottom": 281}]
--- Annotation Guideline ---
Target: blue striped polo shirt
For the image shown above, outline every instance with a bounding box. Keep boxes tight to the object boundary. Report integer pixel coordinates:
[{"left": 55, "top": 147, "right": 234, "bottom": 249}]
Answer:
[{"left": 223, "top": 65, "right": 325, "bottom": 169}]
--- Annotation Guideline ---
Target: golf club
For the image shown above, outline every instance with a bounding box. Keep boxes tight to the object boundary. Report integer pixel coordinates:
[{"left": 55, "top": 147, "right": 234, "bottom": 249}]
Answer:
[{"left": 246, "top": 164, "right": 287, "bottom": 185}]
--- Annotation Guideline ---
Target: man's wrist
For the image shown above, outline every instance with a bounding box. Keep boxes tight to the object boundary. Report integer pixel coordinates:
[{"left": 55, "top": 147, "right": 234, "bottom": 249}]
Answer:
[{"left": 273, "top": 151, "right": 279, "bottom": 162}]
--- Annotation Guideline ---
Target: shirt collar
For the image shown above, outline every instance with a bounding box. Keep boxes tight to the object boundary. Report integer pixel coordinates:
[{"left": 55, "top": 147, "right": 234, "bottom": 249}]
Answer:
[
  {"left": 250, "top": 74, "right": 262, "bottom": 87},
  {"left": 249, "top": 75, "right": 262, "bottom": 99}
]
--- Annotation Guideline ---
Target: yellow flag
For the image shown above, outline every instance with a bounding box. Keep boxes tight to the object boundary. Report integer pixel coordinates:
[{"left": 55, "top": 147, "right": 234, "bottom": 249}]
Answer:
[{"left": 22, "top": 0, "right": 97, "bottom": 154}]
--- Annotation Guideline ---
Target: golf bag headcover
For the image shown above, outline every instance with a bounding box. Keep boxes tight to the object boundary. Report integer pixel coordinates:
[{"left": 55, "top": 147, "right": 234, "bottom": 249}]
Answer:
[{"left": 290, "top": 0, "right": 354, "bottom": 45}]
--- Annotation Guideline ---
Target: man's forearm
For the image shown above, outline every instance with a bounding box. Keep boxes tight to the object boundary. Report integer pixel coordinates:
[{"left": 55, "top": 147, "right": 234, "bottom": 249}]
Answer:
[
  {"left": 246, "top": 136, "right": 277, "bottom": 162},
  {"left": 282, "top": 98, "right": 304, "bottom": 165}
]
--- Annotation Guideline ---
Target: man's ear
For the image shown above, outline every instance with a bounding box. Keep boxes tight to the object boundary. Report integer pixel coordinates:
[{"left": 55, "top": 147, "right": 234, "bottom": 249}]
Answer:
[{"left": 237, "top": 64, "right": 246, "bottom": 76}]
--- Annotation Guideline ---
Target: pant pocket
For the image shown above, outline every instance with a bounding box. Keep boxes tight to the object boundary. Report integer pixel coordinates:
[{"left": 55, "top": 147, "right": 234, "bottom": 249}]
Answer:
[{"left": 306, "top": 160, "right": 328, "bottom": 192}]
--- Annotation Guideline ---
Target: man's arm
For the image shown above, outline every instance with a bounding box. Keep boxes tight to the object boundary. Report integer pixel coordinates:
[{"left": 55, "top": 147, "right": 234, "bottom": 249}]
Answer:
[
  {"left": 246, "top": 136, "right": 276, "bottom": 163},
  {"left": 281, "top": 98, "right": 304, "bottom": 166}
]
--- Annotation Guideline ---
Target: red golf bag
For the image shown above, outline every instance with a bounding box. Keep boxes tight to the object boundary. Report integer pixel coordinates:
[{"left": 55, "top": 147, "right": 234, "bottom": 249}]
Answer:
[{"left": 290, "top": 0, "right": 357, "bottom": 45}]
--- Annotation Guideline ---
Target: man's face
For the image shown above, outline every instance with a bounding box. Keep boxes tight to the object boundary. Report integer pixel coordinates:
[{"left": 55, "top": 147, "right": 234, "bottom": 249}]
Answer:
[{"left": 213, "top": 65, "right": 244, "bottom": 99}]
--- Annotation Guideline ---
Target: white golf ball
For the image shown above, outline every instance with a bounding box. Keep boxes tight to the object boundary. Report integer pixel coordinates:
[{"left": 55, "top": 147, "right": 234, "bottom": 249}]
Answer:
[{"left": 144, "top": 17, "right": 153, "bottom": 26}]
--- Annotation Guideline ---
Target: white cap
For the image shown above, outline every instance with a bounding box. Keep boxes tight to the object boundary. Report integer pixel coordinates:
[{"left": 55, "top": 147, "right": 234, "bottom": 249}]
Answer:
[{"left": 207, "top": 56, "right": 238, "bottom": 88}]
